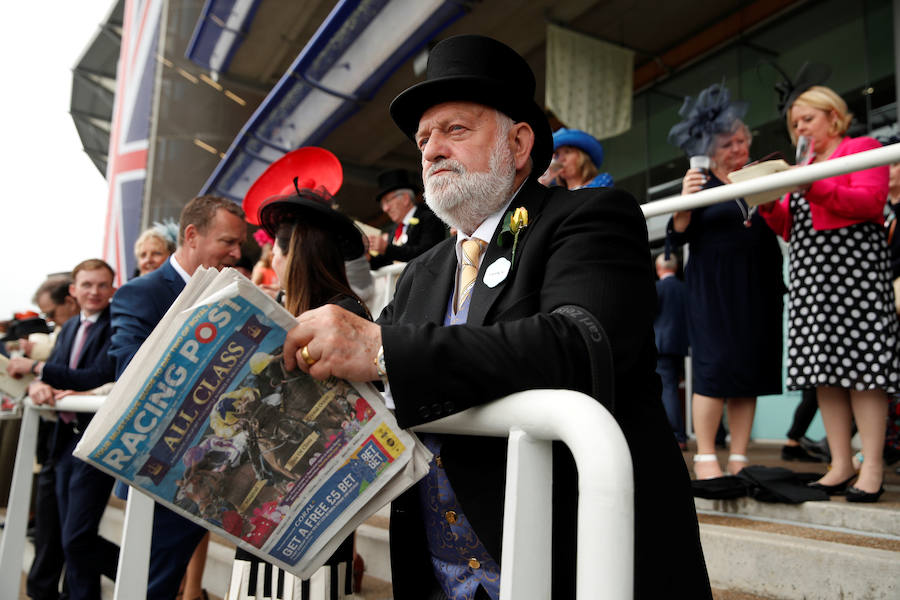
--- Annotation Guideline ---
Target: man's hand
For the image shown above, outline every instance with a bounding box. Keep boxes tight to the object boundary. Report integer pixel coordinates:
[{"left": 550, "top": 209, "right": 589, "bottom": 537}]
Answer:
[
  {"left": 367, "top": 233, "right": 389, "bottom": 255},
  {"left": 28, "top": 381, "right": 56, "bottom": 406},
  {"left": 283, "top": 304, "right": 382, "bottom": 382},
  {"left": 7, "top": 357, "right": 36, "bottom": 378}
]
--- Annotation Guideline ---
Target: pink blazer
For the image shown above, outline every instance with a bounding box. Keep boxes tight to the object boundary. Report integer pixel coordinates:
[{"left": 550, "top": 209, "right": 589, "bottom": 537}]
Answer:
[{"left": 758, "top": 136, "right": 888, "bottom": 241}]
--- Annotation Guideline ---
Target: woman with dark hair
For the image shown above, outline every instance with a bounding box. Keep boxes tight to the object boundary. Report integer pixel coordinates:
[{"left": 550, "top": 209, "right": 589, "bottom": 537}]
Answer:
[{"left": 235, "top": 146, "right": 368, "bottom": 596}]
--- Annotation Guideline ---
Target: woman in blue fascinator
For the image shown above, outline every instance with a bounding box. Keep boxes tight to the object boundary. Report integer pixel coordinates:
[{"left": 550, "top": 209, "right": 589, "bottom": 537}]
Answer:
[{"left": 666, "top": 83, "right": 785, "bottom": 480}]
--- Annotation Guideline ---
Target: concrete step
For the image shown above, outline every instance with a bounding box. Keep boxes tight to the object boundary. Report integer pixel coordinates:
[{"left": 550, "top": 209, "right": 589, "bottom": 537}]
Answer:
[{"left": 695, "top": 492, "right": 900, "bottom": 599}]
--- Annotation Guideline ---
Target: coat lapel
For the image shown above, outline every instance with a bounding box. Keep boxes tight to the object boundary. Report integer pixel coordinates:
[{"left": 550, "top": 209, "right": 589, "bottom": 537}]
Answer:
[
  {"left": 467, "top": 181, "right": 548, "bottom": 326},
  {"left": 415, "top": 242, "right": 458, "bottom": 324}
]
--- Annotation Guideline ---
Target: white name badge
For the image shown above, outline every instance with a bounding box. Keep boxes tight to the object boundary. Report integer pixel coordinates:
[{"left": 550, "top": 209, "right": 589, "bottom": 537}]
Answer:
[{"left": 483, "top": 257, "right": 511, "bottom": 288}]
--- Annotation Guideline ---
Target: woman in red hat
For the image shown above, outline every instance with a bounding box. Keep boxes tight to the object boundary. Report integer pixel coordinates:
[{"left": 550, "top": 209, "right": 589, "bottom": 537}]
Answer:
[{"left": 236, "top": 147, "right": 369, "bottom": 596}]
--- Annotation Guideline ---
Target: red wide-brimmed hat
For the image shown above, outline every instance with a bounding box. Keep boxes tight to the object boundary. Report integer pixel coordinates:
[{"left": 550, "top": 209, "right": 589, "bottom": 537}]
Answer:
[
  {"left": 243, "top": 147, "right": 343, "bottom": 226},
  {"left": 242, "top": 147, "right": 363, "bottom": 260}
]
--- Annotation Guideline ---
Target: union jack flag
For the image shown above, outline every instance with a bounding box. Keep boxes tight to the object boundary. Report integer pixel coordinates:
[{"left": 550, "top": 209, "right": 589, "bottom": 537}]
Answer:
[{"left": 103, "top": 0, "right": 163, "bottom": 285}]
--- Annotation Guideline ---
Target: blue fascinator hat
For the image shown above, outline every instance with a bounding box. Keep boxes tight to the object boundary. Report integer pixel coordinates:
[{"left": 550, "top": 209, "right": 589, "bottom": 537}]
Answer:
[
  {"left": 553, "top": 128, "right": 605, "bottom": 168},
  {"left": 667, "top": 83, "right": 748, "bottom": 157}
]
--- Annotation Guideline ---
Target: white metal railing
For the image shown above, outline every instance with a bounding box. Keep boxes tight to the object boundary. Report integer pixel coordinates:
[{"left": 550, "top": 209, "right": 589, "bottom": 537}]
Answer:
[
  {"left": 368, "top": 262, "right": 406, "bottom": 318},
  {"left": 642, "top": 142, "right": 900, "bottom": 218},
  {"left": 0, "top": 389, "right": 632, "bottom": 600},
  {"left": 413, "top": 390, "right": 634, "bottom": 600}
]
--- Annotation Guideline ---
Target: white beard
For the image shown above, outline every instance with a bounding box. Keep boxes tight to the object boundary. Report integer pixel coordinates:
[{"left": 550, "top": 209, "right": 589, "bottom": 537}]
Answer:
[{"left": 423, "top": 135, "right": 517, "bottom": 235}]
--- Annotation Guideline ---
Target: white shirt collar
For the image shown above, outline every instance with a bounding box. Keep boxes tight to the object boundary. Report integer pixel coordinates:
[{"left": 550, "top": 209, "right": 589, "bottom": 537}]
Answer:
[
  {"left": 454, "top": 179, "right": 526, "bottom": 264},
  {"left": 400, "top": 205, "right": 417, "bottom": 226},
  {"left": 80, "top": 311, "right": 101, "bottom": 324},
  {"left": 169, "top": 254, "right": 192, "bottom": 284}
]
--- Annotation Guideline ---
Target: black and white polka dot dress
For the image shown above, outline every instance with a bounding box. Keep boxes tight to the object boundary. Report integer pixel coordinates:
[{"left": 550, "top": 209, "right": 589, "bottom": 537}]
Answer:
[{"left": 787, "top": 192, "right": 900, "bottom": 392}]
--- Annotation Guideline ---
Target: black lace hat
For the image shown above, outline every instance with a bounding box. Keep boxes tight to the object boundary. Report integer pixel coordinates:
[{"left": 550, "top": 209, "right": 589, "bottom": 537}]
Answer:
[
  {"left": 667, "top": 83, "right": 748, "bottom": 157},
  {"left": 774, "top": 62, "right": 831, "bottom": 115}
]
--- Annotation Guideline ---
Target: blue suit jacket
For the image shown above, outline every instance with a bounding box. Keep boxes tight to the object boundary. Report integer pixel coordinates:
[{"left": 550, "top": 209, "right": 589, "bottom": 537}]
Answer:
[
  {"left": 654, "top": 275, "right": 689, "bottom": 356},
  {"left": 41, "top": 305, "right": 115, "bottom": 393},
  {"left": 110, "top": 259, "right": 185, "bottom": 378},
  {"left": 41, "top": 305, "right": 116, "bottom": 436}
]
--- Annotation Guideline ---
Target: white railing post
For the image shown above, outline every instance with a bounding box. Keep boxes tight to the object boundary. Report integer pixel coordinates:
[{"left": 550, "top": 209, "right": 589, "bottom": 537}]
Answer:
[
  {"left": 0, "top": 404, "right": 40, "bottom": 600},
  {"left": 498, "top": 428, "right": 553, "bottom": 600},
  {"left": 414, "top": 389, "right": 634, "bottom": 600},
  {"left": 113, "top": 489, "right": 154, "bottom": 599}
]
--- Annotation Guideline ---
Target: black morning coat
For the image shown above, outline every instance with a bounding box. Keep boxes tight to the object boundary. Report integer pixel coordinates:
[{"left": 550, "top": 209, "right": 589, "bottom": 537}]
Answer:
[{"left": 378, "top": 179, "right": 712, "bottom": 599}]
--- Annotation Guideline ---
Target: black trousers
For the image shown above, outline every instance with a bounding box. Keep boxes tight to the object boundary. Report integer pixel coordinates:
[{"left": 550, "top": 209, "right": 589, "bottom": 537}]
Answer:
[{"left": 27, "top": 451, "right": 66, "bottom": 599}]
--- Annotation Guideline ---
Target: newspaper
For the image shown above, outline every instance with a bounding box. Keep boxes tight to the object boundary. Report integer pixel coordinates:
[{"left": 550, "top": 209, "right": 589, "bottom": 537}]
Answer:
[{"left": 75, "top": 267, "right": 430, "bottom": 578}]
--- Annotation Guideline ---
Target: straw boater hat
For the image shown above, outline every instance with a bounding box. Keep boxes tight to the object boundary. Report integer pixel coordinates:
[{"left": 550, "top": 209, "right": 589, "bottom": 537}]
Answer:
[
  {"left": 389, "top": 35, "right": 553, "bottom": 177},
  {"left": 374, "top": 169, "right": 421, "bottom": 203},
  {"left": 242, "top": 147, "right": 364, "bottom": 260}
]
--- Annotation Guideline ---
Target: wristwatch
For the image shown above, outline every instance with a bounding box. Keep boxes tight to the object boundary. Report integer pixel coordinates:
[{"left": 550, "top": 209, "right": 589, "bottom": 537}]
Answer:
[{"left": 374, "top": 345, "right": 388, "bottom": 382}]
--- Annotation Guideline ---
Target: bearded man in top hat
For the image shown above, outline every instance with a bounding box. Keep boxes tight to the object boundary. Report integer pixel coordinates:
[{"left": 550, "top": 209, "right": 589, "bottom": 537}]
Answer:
[
  {"left": 368, "top": 168, "right": 447, "bottom": 269},
  {"left": 284, "top": 35, "right": 711, "bottom": 599}
]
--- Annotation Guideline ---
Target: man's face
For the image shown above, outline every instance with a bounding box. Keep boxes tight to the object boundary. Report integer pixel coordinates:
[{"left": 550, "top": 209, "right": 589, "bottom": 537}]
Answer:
[
  {"left": 190, "top": 209, "right": 247, "bottom": 271},
  {"left": 69, "top": 268, "right": 115, "bottom": 315},
  {"left": 416, "top": 102, "right": 498, "bottom": 179},
  {"left": 415, "top": 102, "right": 517, "bottom": 234},
  {"left": 37, "top": 292, "right": 78, "bottom": 327},
  {"left": 380, "top": 190, "right": 414, "bottom": 224}
]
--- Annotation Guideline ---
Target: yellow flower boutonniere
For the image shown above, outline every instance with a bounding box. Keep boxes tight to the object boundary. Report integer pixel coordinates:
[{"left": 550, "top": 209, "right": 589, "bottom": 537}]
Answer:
[
  {"left": 408, "top": 217, "right": 420, "bottom": 226},
  {"left": 497, "top": 206, "right": 529, "bottom": 267}
]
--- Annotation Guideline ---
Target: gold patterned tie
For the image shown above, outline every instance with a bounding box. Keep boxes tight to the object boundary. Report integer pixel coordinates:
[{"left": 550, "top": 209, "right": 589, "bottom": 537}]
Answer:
[{"left": 456, "top": 238, "right": 485, "bottom": 312}]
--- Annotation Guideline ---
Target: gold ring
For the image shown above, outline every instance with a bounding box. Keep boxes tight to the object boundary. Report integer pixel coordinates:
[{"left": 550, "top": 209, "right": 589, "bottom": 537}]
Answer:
[{"left": 300, "top": 345, "right": 316, "bottom": 366}]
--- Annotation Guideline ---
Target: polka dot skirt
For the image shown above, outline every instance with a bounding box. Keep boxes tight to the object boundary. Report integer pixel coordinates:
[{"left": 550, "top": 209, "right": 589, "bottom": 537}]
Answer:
[{"left": 787, "top": 193, "right": 900, "bottom": 393}]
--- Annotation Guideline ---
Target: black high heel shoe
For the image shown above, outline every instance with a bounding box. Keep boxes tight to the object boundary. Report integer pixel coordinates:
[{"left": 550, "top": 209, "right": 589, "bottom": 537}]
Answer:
[
  {"left": 845, "top": 485, "right": 885, "bottom": 503},
  {"left": 807, "top": 474, "right": 856, "bottom": 495}
]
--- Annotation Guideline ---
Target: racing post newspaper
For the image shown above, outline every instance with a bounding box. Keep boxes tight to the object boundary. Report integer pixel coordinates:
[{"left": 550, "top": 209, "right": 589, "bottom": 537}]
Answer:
[{"left": 75, "top": 267, "right": 431, "bottom": 578}]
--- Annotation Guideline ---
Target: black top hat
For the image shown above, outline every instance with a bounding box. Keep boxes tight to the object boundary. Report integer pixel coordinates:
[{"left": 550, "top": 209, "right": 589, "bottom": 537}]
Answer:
[
  {"left": 374, "top": 169, "right": 420, "bottom": 203},
  {"left": 0, "top": 316, "right": 51, "bottom": 342},
  {"left": 389, "top": 35, "right": 552, "bottom": 177}
]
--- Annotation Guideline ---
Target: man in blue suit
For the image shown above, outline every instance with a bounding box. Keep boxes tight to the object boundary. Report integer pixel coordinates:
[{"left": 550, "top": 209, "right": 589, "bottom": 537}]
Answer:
[
  {"left": 654, "top": 253, "right": 690, "bottom": 449},
  {"left": 25, "top": 259, "right": 119, "bottom": 600},
  {"left": 110, "top": 195, "right": 246, "bottom": 599}
]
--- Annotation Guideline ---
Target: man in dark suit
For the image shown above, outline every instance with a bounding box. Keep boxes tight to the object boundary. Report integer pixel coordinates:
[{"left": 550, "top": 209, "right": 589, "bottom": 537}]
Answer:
[
  {"left": 367, "top": 168, "right": 447, "bottom": 269},
  {"left": 283, "top": 35, "right": 710, "bottom": 599},
  {"left": 24, "top": 259, "right": 118, "bottom": 600},
  {"left": 110, "top": 195, "right": 246, "bottom": 599},
  {"left": 654, "top": 253, "right": 690, "bottom": 449}
]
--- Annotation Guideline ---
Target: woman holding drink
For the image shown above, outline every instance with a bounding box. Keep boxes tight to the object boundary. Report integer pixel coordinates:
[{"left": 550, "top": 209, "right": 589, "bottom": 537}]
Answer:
[
  {"left": 666, "top": 83, "right": 785, "bottom": 480},
  {"left": 758, "top": 72, "right": 897, "bottom": 502}
]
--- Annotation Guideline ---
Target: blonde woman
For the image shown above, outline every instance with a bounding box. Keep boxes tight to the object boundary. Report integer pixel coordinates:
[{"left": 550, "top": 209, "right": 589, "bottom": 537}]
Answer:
[{"left": 759, "top": 81, "right": 898, "bottom": 502}]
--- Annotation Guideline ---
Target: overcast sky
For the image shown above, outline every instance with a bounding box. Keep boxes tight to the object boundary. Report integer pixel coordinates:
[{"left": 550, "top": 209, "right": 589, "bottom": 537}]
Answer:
[{"left": 0, "top": 2, "right": 114, "bottom": 319}]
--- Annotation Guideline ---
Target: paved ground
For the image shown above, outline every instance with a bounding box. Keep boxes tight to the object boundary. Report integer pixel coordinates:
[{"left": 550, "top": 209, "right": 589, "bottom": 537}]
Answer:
[{"left": 680, "top": 439, "right": 900, "bottom": 499}]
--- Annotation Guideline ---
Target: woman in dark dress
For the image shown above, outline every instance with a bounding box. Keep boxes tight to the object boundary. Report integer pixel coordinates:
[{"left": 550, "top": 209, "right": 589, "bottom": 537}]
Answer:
[
  {"left": 236, "top": 147, "right": 369, "bottom": 597},
  {"left": 667, "top": 83, "right": 785, "bottom": 479}
]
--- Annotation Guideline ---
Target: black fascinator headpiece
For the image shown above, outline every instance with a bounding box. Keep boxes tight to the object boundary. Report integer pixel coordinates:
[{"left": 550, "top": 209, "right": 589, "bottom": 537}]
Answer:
[
  {"left": 773, "top": 62, "right": 831, "bottom": 115},
  {"left": 667, "top": 83, "right": 749, "bottom": 157}
]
